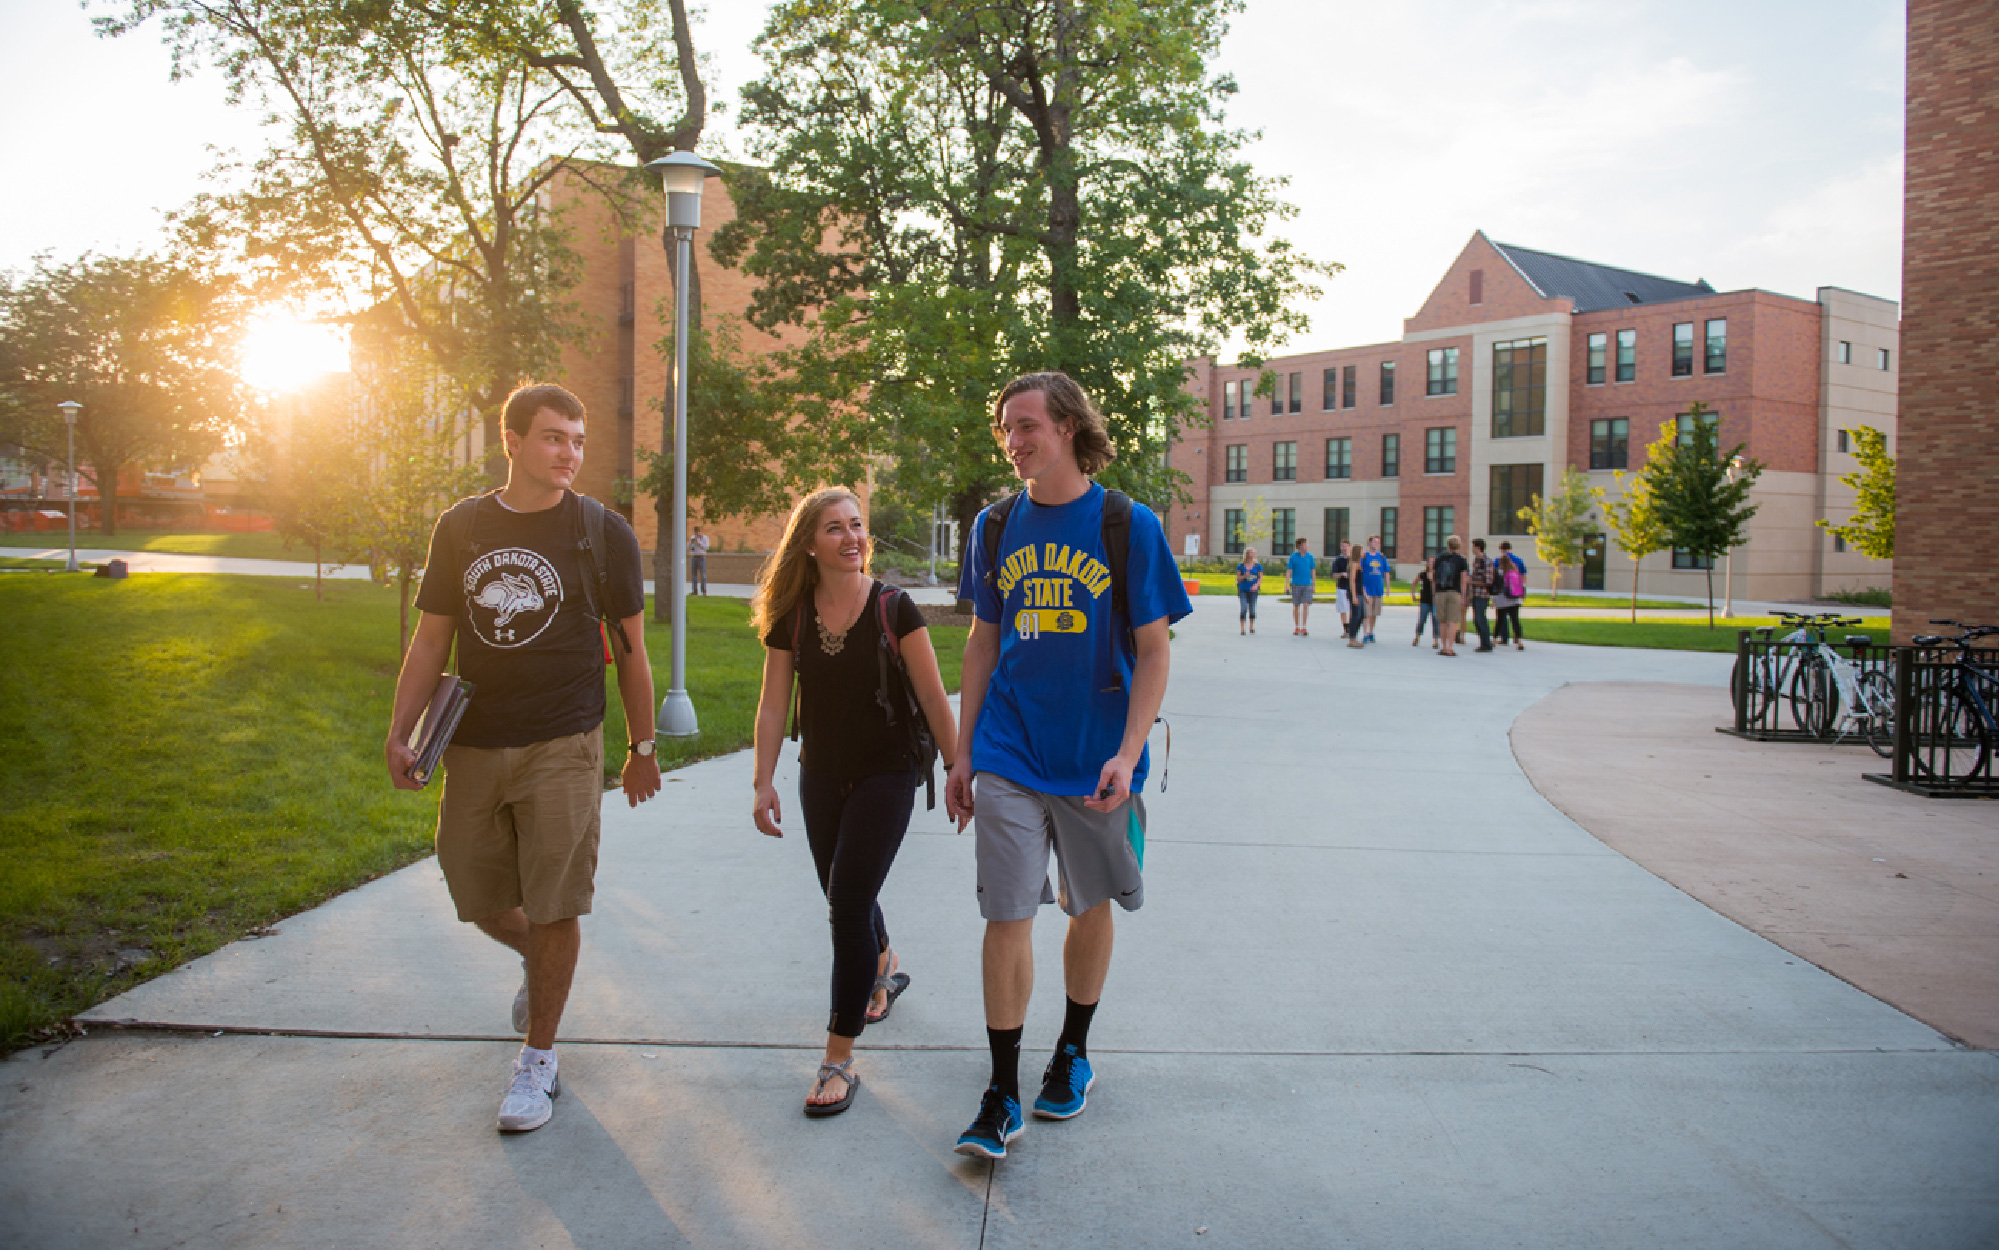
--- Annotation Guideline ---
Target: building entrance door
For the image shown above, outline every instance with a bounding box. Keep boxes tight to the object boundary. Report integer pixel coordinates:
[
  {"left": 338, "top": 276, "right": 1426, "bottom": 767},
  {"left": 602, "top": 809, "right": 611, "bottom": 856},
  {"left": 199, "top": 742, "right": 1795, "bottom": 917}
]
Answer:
[{"left": 1582, "top": 532, "right": 1606, "bottom": 591}]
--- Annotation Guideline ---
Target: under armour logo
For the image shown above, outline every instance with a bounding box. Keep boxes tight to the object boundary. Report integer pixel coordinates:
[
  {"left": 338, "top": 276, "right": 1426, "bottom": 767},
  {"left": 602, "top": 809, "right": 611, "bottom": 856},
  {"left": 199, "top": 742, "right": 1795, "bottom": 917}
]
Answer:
[{"left": 496, "top": 628, "right": 516, "bottom": 642}]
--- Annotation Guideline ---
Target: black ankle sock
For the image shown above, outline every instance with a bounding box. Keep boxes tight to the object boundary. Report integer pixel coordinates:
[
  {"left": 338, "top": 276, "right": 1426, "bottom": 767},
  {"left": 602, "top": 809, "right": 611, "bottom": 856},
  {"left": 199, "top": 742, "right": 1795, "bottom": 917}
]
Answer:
[
  {"left": 988, "top": 1026, "right": 1023, "bottom": 1101},
  {"left": 1057, "top": 997, "right": 1098, "bottom": 1058}
]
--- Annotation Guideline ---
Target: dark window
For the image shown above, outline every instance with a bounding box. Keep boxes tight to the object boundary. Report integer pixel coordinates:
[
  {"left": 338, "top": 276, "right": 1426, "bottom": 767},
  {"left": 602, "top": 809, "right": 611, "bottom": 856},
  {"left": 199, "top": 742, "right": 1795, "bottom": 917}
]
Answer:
[
  {"left": 1704, "top": 319, "right": 1727, "bottom": 373},
  {"left": 1240, "top": 380, "right": 1253, "bottom": 419},
  {"left": 1426, "top": 347, "right": 1459, "bottom": 396},
  {"left": 1469, "top": 268, "right": 1484, "bottom": 305},
  {"left": 1672, "top": 322, "right": 1694, "bottom": 377},
  {"left": 1833, "top": 533, "right": 1847, "bottom": 553},
  {"left": 1288, "top": 371, "right": 1303, "bottom": 414},
  {"left": 1379, "top": 507, "right": 1399, "bottom": 559},
  {"left": 1836, "top": 340, "right": 1851, "bottom": 364},
  {"left": 1675, "top": 409, "right": 1720, "bottom": 446},
  {"left": 1492, "top": 337, "right": 1547, "bottom": 437},
  {"left": 1382, "top": 433, "right": 1400, "bottom": 478},
  {"left": 1323, "top": 367, "right": 1338, "bottom": 410},
  {"left": 1271, "top": 507, "right": 1296, "bottom": 552},
  {"left": 1324, "top": 437, "right": 1352, "bottom": 479},
  {"left": 1271, "top": 378, "right": 1283, "bottom": 415},
  {"left": 1489, "top": 463, "right": 1544, "bottom": 535},
  {"left": 1224, "top": 509, "right": 1245, "bottom": 555},
  {"left": 1836, "top": 429, "right": 1850, "bottom": 453},
  {"left": 1342, "top": 365, "right": 1357, "bottom": 409},
  {"left": 1615, "top": 328, "right": 1636, "bottom": 382},
  {"left": 1423, "top": 507, "right": 1455, "bottom": 558},
  {"left": 1273, "top": 441, "right": 1297, "bottom": 482},
  {"left": 1589, "top": 418, "right": 1629, "bottom": 470},
  {"left": 1224, "top": 444, "right": 1247, "bottom": 483},
  {"left": 1379, "top": 361, "right": 1395, "bottom": 405},
  {"left": 1424, "top": 426, "right": 1457, "bottom": 474},
  {"left": 1672, "top": 548, "right": 1714, "bottom": 569},
  {"left": 1586, "top": 332, "right": 1607, "bottom": 385},
  {"left": 1877, "top": 347, "right": 1892, "bottom": 371},
  {"left": 1324, "top": 507, "right": 1350, "bottom": 553},
  {"left": 1222, "top": 380, "right": 1238, "bottom": 420}
]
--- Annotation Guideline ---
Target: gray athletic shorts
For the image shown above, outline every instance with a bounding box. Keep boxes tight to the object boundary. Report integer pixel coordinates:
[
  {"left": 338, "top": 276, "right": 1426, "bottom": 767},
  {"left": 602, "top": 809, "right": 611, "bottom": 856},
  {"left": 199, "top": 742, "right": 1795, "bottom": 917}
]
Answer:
[
  {"left": 974, "top": 772, "right": 1146, "bottom": 921},
  {"left": 1289, "top": 584, "right": 1313, "bottom": 606}
]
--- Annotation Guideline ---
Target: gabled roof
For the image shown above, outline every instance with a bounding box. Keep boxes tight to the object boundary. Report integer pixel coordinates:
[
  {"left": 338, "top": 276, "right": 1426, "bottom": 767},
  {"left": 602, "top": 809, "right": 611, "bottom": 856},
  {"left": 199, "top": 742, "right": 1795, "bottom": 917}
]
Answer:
[{"left": 1489, "top": 240, "right": 1715, "bottom": 313}]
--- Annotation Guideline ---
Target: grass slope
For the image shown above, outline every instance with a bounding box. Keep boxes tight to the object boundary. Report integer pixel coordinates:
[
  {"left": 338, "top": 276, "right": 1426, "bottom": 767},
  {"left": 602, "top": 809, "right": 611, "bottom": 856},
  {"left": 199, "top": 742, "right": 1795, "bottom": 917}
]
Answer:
[
  {"left": 0, "top": 530, "right": 302, "bottom": 561},
  {"left": 1524, "top": 616, "right": 1892, "bottom": 653},
  {"left": 0, "top": 574, "right": 965, "bottom": 1048}
]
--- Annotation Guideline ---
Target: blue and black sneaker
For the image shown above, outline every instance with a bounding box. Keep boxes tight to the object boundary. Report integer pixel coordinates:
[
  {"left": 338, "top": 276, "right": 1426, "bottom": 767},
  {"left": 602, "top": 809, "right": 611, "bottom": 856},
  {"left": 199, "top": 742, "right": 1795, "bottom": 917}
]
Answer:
[
  {"left": 953, "top": 1085, "right": 1025, "bottom": 1159},
  {"left": 1032, "top": 1044, "right": 1095, "bottom": 1120}
]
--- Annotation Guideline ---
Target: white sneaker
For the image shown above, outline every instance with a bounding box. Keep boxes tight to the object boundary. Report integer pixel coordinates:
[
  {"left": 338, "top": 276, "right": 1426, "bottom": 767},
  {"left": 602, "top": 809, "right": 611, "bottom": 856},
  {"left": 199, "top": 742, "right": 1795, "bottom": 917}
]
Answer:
[
  {"left": 511, "top": 960, "right": 530, "bottom": 1034},
  {"left": 497, "top": 1053, "right": 560, "bottom": 1132}
]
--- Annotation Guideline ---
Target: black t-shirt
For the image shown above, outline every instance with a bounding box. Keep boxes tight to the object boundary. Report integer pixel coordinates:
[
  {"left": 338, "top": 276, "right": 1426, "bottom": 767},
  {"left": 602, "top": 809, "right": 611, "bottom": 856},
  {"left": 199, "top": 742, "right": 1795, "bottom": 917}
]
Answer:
[
  {"left": 1433, "top": 551, "right": 1469, "bottom": 594},
  {"left": 415, "top": 492, "right": 644, "bottom": 749},
  {"left": 763, "top": 580, "right": 927, "bottom": 781},
  {"left": 1330, "top": 554, "right": 1350, "bottom": 584}
]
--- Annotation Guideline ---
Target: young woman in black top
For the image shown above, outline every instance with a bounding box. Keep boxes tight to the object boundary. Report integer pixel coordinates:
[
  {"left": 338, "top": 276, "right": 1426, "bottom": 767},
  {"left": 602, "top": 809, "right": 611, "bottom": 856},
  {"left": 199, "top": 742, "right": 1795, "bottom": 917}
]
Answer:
[{"left": 751, "top": 488, "right": 959, "bottom": 1117}]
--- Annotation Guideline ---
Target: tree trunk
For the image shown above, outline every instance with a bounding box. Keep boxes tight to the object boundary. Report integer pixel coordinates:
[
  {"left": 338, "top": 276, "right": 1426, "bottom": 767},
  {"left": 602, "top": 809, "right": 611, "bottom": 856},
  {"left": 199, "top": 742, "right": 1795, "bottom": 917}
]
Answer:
[
  {"left": 315, "top": 535, "right": 323, "bottom": 603},
  {"left": 95, "top": 460, "right": 121, "bottom": 538},
  {"left": 1630, "top": 558, "right": 1639, "bottom": 624},
  {"left": 1705, "top": 561, "right": 1716, "bottom": 628}
]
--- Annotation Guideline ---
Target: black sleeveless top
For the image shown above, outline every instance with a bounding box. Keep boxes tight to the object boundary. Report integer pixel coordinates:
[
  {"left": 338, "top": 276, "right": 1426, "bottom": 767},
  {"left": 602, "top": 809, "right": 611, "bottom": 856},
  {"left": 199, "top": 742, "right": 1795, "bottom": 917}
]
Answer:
[{"left": 763, "top": 580, "right": 927, "bottom": 780}]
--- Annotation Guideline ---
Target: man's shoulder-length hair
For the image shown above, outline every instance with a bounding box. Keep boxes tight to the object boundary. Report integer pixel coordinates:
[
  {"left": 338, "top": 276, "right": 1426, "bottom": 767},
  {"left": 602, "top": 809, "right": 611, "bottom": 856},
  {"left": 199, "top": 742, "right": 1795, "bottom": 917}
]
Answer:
[{"left": 990, "top": 371, "right": 1116, "bottom": 476}]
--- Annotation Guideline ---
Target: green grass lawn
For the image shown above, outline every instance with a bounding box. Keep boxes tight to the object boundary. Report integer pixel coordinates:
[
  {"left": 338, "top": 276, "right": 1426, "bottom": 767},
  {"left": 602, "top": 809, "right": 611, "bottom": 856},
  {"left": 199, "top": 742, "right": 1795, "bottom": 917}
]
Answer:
[
  {"left": 0, "top": 530, "right": 302, "bottom": 561},
  {"left": 1523, "top": 616, "right": 1893, "bottom": 652},
  {"left": 0, "top": 573, "right": 966, "bottom": 1050}
]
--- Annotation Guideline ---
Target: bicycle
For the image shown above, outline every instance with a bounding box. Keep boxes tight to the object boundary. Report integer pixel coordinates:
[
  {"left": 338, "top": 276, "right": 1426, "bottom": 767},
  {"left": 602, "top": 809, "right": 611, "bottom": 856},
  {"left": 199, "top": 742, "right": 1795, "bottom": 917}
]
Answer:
[
  {"left": 1731, "top": 612, "right": 1868, "bottom": 735},
  {"left": 1901, "top": 620, "right": 1999, "bottom": 778}
]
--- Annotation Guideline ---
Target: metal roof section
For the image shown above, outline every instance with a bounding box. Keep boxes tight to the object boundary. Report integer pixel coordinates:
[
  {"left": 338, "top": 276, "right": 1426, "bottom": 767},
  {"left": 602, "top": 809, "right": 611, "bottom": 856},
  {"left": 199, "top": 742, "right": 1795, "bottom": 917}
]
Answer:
[{"left": 1489, "top": 240, "right": 1717, "bottom": 313}]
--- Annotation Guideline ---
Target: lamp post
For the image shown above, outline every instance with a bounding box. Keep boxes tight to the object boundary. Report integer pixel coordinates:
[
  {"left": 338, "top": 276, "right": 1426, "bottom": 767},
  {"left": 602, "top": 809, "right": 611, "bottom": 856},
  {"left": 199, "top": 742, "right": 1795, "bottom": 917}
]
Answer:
[
  {"left": 647, "top": 149, "right": 722, "bottom": 739},
  {"left": 56, "top": 401, "right": 81, "bottom": 573},
  {"left": 1723, "top": 455, "right": 1743, "bottom": 619}
]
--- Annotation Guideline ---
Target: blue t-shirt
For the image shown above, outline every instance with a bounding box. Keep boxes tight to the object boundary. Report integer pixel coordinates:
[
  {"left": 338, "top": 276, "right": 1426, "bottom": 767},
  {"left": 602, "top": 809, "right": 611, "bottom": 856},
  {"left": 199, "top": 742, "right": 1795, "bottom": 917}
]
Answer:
[
  {"left": 959, "top": 483, "right": 1193, "bottom": 796},
  {"left": 1236, "top": 561, "right": 1262, "bottom": 588},
  {"left": 1360, "top": 551, "right": 1391, "bottom": 596},
  {"left": 1286, "top": 550, "right": 1316, "bottom": 586}
]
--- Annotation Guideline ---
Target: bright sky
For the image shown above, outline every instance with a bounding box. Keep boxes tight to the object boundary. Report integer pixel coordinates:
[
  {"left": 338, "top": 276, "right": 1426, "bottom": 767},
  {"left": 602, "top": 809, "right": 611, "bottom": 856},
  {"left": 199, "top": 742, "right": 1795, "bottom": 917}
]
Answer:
[{"left": 0, "top": 0, "right": 1904, "bottom": 357}]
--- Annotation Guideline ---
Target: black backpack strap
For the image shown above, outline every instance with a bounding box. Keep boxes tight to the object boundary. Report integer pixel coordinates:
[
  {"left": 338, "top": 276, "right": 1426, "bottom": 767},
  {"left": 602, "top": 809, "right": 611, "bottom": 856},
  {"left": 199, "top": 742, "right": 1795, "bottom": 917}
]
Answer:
[
  {"left": 1100, "top": 488, "right": 1136, "bottom": 692},
  {"left": 572, "top": 492, "right": 629, "bottom": 655},
  {"left": 955, "top": 491, "right": 1023, "bottom": 616},
  {"left": 788, "top": 593, "right": 808, "bottom": 741},
  {"left": 872, "top": 584, "right": 937, "bottom": 810}
]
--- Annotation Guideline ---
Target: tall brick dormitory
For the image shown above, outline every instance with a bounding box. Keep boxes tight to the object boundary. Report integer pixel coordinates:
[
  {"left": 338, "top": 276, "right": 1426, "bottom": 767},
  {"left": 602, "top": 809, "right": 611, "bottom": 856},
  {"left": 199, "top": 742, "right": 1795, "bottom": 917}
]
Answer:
[{"left": 1892, "top": 0, "right": 1998, "bottom": 642}]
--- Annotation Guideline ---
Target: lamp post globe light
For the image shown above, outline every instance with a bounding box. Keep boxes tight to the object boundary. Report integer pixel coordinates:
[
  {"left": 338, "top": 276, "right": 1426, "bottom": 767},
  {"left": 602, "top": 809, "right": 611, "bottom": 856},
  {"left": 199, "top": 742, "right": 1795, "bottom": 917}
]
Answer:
[
  {"left": 646, "top": 149, "right": 722, "bottom": 739},
  {"left": 56, "top": 401, "right": 81, "bottom": 573}
]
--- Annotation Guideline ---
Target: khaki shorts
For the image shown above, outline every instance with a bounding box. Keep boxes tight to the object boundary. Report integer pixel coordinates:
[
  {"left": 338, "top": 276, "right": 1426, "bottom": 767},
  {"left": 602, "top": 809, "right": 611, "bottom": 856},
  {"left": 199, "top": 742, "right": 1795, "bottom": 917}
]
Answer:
[
  {"left": 436, "top": 730, "right": 603, "bottom": 924},
  {"left": 1435, "top": 591, "right": 1465, "bottom": 623}
]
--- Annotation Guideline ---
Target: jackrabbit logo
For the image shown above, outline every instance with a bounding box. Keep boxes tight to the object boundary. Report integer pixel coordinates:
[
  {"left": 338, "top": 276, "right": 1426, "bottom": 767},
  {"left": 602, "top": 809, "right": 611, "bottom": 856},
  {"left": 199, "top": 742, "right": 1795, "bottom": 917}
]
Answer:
[{"left": 464, "top": 548, "right": 563, "bottom": 647}]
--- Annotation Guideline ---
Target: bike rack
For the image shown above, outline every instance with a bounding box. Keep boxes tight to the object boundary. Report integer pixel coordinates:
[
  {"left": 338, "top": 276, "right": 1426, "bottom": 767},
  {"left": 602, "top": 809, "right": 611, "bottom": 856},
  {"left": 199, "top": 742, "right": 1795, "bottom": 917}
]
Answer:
[
  {"left": 1863, "top": 647, "right": 1998, "bottom": 799},
  {"left": 1717, "top": 631, "right": 1896, "bottom": 744}
]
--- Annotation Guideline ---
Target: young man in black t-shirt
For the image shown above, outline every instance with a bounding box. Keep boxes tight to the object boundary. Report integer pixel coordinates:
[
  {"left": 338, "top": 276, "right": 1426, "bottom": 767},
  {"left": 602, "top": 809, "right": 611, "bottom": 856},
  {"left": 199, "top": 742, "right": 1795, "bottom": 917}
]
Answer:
[{"left": 385, "top": 383, "right": 660, "bottom": 1133}]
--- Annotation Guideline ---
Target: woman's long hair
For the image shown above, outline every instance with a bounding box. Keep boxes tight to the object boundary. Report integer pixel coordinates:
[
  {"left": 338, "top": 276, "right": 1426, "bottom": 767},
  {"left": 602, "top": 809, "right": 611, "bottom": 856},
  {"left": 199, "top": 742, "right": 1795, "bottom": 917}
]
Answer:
[{"left": 751, "top": 487, "right": 868, "bottom": 641}]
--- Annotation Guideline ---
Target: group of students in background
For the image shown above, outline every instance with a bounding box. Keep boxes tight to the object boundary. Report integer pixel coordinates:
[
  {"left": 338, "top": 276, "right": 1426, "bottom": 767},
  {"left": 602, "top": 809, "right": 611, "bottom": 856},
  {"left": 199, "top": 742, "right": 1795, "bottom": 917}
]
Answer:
[{"left": 1231, "top": 536, "right": 1529, "bottom": 655}]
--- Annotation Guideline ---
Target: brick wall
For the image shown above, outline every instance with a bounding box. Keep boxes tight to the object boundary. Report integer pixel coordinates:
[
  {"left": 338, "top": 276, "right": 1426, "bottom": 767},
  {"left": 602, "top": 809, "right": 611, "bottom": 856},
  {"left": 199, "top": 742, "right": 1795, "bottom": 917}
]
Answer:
[{"left": 1893, "top": 0, "right": 1999, "bottom": 641}]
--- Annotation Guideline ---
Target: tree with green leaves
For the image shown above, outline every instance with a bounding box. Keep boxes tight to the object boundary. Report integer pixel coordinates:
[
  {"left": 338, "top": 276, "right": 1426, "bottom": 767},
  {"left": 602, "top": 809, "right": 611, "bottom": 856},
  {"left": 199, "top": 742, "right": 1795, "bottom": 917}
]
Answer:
[
  {"left": 712, "top": 0, "right": 1334, "bottom": 540},
  {"left": 101, "top": 0, "right": 597, "bottom": 481},
  {"left": 1641, "top": 401, "right": 1764, "bottom": 627},
  {"left": 1592, "top": 467, "right": 1669, "bottom": 623},
  {"left": 259, "top": 382, "right": 368, "bottom": 600},
  {"left": 632, "top": 316, "right": 802, "bottom": 528},
  {"left": 1817, "top": 425, "right": 1895, "bottom": 559},
  {"left": 0, "top": 251, "right": 245, "bottom": 536},
  {"left": 1517, "top": 465, "right": 1596, "bottom": 601}
]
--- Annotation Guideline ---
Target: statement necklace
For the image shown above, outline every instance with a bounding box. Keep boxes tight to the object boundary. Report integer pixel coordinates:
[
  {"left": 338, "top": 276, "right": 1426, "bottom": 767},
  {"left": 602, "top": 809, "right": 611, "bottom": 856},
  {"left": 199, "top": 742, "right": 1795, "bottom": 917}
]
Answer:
[{"left": 815, "top": 580, "right": 870, "bottom": 655}]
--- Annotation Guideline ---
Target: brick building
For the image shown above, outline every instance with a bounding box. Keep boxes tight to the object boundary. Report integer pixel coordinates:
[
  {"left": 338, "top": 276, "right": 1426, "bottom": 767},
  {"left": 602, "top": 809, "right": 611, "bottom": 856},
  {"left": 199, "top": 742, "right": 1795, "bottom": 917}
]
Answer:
[
  {"left": 1890, "top": 0, "right": 1997, "bottom": 642},
  {"left": 1171, "top": 231, "right": 1897, "bottom": 601}
]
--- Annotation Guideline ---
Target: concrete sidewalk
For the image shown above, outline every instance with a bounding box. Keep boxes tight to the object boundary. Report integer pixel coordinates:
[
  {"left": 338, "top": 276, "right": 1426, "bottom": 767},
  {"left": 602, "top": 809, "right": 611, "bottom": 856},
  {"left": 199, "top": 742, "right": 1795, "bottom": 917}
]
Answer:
[{"left": 4, "top": 601, "right": 1992, "bottom": 1248}]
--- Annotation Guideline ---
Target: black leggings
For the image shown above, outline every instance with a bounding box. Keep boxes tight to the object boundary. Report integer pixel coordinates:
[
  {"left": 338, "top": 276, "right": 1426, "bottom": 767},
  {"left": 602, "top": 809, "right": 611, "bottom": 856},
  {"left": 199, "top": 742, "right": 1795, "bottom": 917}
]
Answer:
[
  {"left": 1494, "top": 603, "right": 1524, "bottom": 643},
  {"left": 798, "top": 766, "right": 916, "bottom": 1038}
]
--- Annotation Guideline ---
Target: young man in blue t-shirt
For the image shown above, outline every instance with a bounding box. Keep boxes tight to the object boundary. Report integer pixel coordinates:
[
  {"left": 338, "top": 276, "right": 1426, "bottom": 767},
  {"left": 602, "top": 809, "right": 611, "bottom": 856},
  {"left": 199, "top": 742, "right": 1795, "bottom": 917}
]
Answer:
[
  {"left": 1359, "top": 535, "right": 1392, "bottom": 643},
  {"left": 947, "top": 372, "right": 1193, "bottom": 1160},
  {"left": 1285, "top": 538, "right": 1316, "bottom": 635}
]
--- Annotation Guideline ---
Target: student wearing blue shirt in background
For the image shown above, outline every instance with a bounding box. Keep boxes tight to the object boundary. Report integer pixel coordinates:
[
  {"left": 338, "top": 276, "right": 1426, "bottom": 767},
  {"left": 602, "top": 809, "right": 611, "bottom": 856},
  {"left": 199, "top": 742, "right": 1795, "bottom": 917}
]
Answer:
[
  {"left": 1359, "top": 536, "right": 1392, "bottom": 643},
  {"left": 1286, "top": 538, "right": 1316, "bottom": 635},
  {"left": 948, "top": 372, "right": 1193, "bottom": 1160}
]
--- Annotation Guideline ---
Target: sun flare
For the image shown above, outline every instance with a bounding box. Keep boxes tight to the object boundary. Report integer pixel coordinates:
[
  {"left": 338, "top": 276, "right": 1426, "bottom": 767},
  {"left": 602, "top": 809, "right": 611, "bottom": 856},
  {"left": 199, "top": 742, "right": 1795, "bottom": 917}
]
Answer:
[{"left": 241, "top": 311, "right": 350, "bottom": 393}]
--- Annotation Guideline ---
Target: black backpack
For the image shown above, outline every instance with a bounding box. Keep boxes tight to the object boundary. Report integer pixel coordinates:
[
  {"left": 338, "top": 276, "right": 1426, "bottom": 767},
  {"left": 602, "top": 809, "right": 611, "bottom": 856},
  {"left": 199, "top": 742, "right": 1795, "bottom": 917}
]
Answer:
[
  {"left": 789, "top": 583, "right": 940, "bottom": 809},
  {"left": 956, "top": 487, "right": 1139, "bottom": 691},
  {"left": 435, "top": 489, "right": 630, "bottom": 659}
]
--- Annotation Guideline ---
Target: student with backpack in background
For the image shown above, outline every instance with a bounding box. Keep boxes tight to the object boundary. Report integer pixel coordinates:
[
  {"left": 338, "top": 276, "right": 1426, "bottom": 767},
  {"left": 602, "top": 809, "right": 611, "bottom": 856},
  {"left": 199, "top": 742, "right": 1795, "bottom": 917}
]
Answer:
[
  {"left": 385, "top": 383, "right": 659, "bottom": 1135},
  {"left": 1411, "top": 557, "right": 1440, "bottom": 649},
  {"left": 751, "top": 487, "right": 960, "bottom": 1118},
  {"left": 1493, "top": 540, "right": 1528, "bottom": 650}
]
